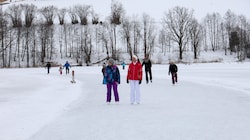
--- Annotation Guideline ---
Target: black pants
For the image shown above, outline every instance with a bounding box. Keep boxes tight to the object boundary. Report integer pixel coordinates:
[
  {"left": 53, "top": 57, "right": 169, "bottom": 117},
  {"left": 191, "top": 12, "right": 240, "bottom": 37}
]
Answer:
[
  {"left": 66, "top": 68, "right": 70, "bottom": 74},
  {"left": 145, "top": 69, "right": 152, "bottom": 83},
  {"left": 47, "top": 68, "right": 50, "bottom": 74},
  {"left": 171, "top": 72, "right": 177, "bottom": 84}
]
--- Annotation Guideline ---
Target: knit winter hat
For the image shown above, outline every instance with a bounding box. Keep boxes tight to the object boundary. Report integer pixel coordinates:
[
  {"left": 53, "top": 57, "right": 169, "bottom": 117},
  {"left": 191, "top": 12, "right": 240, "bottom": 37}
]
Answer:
[
  {"left": 108, "top": 59, "right": 115, "bottom": 65},
  {"left": 132, "top": 55, "right": 138, "bottom": 60}
]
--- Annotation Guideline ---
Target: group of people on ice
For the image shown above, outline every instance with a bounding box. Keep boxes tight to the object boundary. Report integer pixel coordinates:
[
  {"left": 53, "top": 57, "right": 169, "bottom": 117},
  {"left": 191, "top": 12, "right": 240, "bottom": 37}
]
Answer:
[
  {"left": 102, "top": 54, "right": 178, "bottom": 104},
  {"left": 46, "top": 61, "right": 71, "bottom": 75}
]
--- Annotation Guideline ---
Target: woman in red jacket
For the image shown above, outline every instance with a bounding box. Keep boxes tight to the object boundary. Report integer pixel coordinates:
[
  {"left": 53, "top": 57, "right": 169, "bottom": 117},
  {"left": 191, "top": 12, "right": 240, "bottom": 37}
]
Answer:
[{"left": 127, "top": 55, "right": 142, "bottom": 104}]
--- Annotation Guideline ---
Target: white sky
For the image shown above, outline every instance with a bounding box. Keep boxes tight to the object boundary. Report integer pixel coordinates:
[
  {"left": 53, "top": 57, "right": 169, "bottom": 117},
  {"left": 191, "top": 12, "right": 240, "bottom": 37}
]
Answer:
[{"left": 7, "top": 0, "right": 250, "bottom": 21}]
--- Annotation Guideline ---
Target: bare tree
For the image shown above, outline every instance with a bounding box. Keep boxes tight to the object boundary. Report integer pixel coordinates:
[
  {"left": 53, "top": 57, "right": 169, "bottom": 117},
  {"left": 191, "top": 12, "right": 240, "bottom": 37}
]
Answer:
[
  {"left": 58, "top": 8, "right": 66, "bottom": 25},
  {"left": 230, "top": 31, "right": 239, "bottom": 57},
  {"left": 158, "top": 28, "right": 172, "bottom": 56},
  {"left": 204, "top": 13, "right": 222, "bottom": 51},
  {"left": 120, "top": 17, "right": 133, "bottom": 58},
  {"left": 6, "top": 4, "right": 22, "bottom": 27},
  {"left": 75, "top": 4, "right": 91, "bottom": 25},
  {"left": 110, "top": 0, "right": 123, "bottom": 25},
  {"left": 22, "top": 4, "right": 37, "bottom": 27},
  {"left": 142, "top": 14, "right": 157, "bottom": 56},
  {"left": 220, "top": 22, "right": 227, "bottom": 55},
  {"left": 99, "top": 22, "right": 111, "bottom": 59},
  {"left": 68, "top": 7, "right": 78, "bottom": 24},
  {"left": 40, "top": 6, "right": 58, "bottom": 25},
  {"left": 91, "top": 12, "right": 102, "bottom": 60},
  {"left": 110, "top": 0, "right": 124, "bottom": 59},
  {"left": 92, "top": 13, "right": 99, "bottom": 25},
  {"left": 236, "top": 15, "right": 248, "bottom": 60},
  {"left": 0, "top": 7, "right": 8, "bottom": 67},
  {"left": 158, "top": 29, "right": 166, "bottom": 54},
  {"left": 81, "top": 26, "right": 93, "bottom": 65},
  {"left": 224, "top": 10, "right": 237, "bottom": 54},
  {"left": 163, "top": 6, "right": 193, "bottom": 60},
  {"left": 30, "top": 25, "right": 37, "bottom": 67},
  {"left": 189, "top": 18, "right": 202, "bottom": 59},
  {"left": 12, "top": 27, "right": 22, "bottom": 67},
  {"left": 131, "top": 16, "right": 142, "bottom": 55},
  {"left": 38, "top": 24, "right": 53, "bottom": 63}
]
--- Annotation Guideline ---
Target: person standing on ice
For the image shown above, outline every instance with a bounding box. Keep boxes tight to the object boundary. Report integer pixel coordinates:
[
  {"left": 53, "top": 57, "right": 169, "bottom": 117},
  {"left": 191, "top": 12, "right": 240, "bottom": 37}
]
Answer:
[
  {"left": 168, "top": 61, "right": 178, "bottom": 84},
  {"left": 46, "top": 62, "right": 51, "bottom": 74},
  {"left": 63, "top": 61, "right": 71, "bottom": 74},
  {"left": 127, "top": 55, "right": 142, "bottom": 104},
  {"left": 104, "top": 59, "right": 120, "bottom": 104},
  {"left": 101, "top": 62, "right": 106, "bottom": 84},
  {"left": 121, "top": 61, "right": 126, "bottom": 70},
  {"left": 59, "top": 65, "right": 63, "bottom": 75},
  {"left": 142, "top": 54, "right": 152, "bottom": 84}
]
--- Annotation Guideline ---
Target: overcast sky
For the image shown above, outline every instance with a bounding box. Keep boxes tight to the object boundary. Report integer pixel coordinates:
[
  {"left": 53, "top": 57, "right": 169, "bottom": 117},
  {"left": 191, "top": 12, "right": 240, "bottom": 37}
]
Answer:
[
  {"left": 121, "top": 0, "right": 250, "bottom": 21},
  {"left": 10, "top": 0, "right": 250, "bottom": 22}
]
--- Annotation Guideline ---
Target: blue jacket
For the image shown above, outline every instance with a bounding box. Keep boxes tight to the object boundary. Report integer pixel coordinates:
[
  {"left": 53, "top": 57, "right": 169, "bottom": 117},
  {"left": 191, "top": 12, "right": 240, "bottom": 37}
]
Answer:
[
  {"left": 104, "top": 65, "right": 120, "bottom": 84},
  {"left": 64, "top": 62, "right": 71, "bottom": 69}
]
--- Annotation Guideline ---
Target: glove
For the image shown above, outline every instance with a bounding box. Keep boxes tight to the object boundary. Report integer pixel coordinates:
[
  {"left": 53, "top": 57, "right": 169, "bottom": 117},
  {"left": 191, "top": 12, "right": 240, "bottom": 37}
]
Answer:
[
  {"left": 127, "top": 79, "right": 129, "bottom": 84},
  {"left": 139, "top": 80, "right": 141, "bottom": 84}
]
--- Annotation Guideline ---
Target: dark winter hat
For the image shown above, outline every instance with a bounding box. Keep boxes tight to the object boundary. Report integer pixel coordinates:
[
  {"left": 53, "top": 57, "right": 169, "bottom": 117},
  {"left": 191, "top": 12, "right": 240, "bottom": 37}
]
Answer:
[{"left": 108, "top": 59, "right": 115, "bottom": 65}]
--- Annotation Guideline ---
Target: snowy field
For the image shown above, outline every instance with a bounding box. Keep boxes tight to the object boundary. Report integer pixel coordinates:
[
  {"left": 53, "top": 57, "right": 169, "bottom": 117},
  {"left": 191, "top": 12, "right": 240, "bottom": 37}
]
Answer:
[{"left": 1, "top": 62, "right": 250, "bottom": 140}]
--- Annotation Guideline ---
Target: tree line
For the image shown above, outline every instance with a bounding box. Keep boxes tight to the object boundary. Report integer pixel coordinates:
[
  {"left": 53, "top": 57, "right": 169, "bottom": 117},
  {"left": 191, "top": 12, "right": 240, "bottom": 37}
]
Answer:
[{"left": 0, "top": 0, "right": 249, "bottom": 68}]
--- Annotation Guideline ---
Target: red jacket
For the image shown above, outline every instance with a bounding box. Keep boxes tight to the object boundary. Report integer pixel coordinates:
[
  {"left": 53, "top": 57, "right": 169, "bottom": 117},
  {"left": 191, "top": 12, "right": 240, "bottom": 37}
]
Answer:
[{"left": 127, "top": 62, "right": 142, "bottom": 80}]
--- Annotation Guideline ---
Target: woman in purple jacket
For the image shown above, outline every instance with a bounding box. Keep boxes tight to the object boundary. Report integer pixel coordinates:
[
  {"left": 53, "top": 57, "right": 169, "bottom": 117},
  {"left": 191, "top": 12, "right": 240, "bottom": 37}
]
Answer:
[{"left": 104, "top": 59, "right": 120, "bottom": 104}]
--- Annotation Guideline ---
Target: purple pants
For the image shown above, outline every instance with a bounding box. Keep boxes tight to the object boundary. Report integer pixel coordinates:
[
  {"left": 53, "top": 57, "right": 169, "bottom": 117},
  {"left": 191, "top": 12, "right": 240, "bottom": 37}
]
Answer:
[{"left": 106, "top": 82, "right": 119, "bottom": 102}]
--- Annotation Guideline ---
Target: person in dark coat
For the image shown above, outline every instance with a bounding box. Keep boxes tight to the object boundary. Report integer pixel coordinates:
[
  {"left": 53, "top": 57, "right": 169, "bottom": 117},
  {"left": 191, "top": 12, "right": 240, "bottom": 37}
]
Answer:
[
  {"left": 142, "top": 54, "right": 152, "bottom": 83},
  {"left": 46, "top": 62, "right": 51, "bottom": 74},
  {"left": 101, "top": 62, "right": 106, "bottom": 84},
  {"left": 168, "top": 62, "right": 178, "bottom": 84},
  {"left": 104, "top": 59, "right": 120, "bottom": 103}
]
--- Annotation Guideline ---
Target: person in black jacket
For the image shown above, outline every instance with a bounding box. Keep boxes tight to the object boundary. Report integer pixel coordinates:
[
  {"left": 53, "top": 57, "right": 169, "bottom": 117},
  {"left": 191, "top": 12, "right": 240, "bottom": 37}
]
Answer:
[
  {"left": 142, "top": 54, "right": 152, "bottom": 84},
  {"left": 168, "top": 62, "right": 178, "bottom": 84},
  {"left": 46, "top": 62, "right": 51, "bottom": 74}
]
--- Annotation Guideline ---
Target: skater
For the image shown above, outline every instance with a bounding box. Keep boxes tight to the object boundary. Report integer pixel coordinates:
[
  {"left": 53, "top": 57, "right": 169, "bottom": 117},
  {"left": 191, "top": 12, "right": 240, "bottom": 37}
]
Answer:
[
  {"left": 59, "top": 65, "right": 63, "bottom": 75},
  {"left": 121, "top": 61, "right": 126, "bottom": 70},
  {"left": 142, "top": 54, "right": 152, "bottom": 83},
  {"left": 46, "top": 62, "right": 51, "bottom": 74},
  {"left": 63, "top": 61, "right": 71, "bottom": 74},
  {"left": 168, "top": 61, "right": 178, "bottom": 84},
  {"left": 104, "top": 59, "right": 120, "bottom": 103},
  {"left": 127, "top": 55, "right": 142, "bottom": 104},
  {"left": 101, "top": 62, "right": 106, "bottom": 84}
]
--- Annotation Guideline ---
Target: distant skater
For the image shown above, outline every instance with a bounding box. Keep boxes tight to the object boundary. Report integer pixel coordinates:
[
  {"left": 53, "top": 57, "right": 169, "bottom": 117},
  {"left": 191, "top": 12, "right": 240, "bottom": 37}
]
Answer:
[
  {"left": 46, "top": 62, "right": 51, "bottom": 74},
  {"left": 63, "top": 61, "right": 71, "bottom": 74},
  {"left": 59, "top": 65, "right": 63, "bottom": 75},
  {"left": 168, "top": 62, "right": 178, "bottom": 84},
  {"left": 142, "top": 54, "right": 152, "bottom": 83},
  {"left": 121, "top": 61, "right": 126, "bottom": 70}
]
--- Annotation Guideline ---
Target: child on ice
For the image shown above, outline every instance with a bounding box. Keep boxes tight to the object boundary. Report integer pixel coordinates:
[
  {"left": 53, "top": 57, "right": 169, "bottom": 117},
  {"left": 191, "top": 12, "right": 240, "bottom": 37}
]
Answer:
[{"left": 59, "top": 65, "right": 63, "bottom": 75}]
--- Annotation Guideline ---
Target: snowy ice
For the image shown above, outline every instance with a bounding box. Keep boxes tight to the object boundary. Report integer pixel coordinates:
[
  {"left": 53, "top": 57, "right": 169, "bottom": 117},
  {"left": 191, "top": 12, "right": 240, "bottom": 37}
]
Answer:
[{"left": 1, "top": 62, "right": 250, "bottom": 140}]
